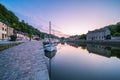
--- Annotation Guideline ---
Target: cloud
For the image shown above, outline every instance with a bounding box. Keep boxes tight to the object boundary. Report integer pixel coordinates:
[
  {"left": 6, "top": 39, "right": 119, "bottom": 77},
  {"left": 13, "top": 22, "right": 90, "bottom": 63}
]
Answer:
[{"left": 10, "top": 8, "right": 68, "bottom": 37}]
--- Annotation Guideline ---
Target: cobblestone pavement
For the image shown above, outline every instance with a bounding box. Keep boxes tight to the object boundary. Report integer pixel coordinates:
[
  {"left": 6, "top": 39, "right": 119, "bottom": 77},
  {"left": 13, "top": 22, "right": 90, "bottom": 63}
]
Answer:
[{"left": 0, "top": 41, "right": 49, "bottom": 80}]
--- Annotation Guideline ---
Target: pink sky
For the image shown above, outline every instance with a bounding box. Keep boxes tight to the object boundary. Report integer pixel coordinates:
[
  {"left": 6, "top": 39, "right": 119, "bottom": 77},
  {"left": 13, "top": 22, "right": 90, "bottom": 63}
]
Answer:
[{"left": 0, "top": 0, "right": 120, "bottom": 37}]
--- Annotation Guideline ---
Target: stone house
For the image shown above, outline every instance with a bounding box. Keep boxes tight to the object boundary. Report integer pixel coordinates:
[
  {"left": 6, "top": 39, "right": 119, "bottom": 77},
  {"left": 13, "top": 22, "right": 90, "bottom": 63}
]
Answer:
[
  {"left": 87, "top": 28, "right": 111, "bottom": 40},
  {"left": 0, "top": 21, "right": 7, "bottom": 40},
  {"left": 7, "top": 26, "right": 14, "bottom": 40},
  {"left": 0, "top": 20, "right": 14, "bottom": 40},
  {"left": 68, "top": 35, "right": 81, "bottom": 40},
  {"left": 14, "top": 30, "right": 29, "bottom": 40}
]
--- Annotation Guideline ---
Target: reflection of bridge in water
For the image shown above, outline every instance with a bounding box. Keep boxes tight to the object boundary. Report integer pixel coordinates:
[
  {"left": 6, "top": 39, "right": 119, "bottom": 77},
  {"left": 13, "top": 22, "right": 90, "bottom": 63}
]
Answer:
[{"left": 67, "top": 42, "right": 120, "bottom": 59}]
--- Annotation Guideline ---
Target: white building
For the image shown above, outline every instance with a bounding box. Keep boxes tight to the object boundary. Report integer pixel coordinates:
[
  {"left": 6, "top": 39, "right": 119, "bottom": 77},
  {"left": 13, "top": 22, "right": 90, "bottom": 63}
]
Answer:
[
  {"left": 87, "top": 28, "right": 111, "bottom": 40},
  {"left": 0, "top": 21, "right": 7, "bottom": 40},
  {"left": 68, "top": 35, "right": 81, "bottom": 40},
  {"left": 0, "top": 21, "right": 14, "bottom": 40},
  {"left": 14, "top": 30, "right": 29, "bottom": 40}
]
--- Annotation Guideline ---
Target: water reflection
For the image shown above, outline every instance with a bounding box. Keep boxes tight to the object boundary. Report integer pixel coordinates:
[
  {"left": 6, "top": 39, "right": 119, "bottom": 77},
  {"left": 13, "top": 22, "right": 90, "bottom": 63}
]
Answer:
[
  {"left": 44, "top": 50, "right": 57, "bottom": 79},
  {"left": 44, "top": 50, "right": 56, "bottom": 59},
  {"left": 50, "top": 43, "right": 120, "bottom": 80},
  {"left": 67, "top": 42, "right": 120, "bottom": 59},
  {"left": 67, "top": 42, "right": 87, "bottom": 48}
]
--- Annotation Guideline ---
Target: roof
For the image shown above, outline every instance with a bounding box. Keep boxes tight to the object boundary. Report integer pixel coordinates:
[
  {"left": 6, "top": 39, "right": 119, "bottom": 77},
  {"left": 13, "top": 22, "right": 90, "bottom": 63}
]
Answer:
[{"left": 88, "top": 28, "right": 110, "bottom": 34}]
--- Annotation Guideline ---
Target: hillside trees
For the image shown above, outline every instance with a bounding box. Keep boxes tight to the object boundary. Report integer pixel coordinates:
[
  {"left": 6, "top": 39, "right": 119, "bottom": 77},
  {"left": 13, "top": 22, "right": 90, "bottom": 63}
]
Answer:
[{"left": 0, "top": 3, "right": 58, "bottom": 39}]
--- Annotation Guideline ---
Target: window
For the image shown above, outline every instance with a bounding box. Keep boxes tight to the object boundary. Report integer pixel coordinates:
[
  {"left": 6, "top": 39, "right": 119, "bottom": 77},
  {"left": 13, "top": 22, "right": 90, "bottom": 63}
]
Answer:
[
  {"left": 2, "top": 34, "right": 4, "bottom": 40},
  {"left": 5, "top": 34, "right": 7, "bottom": 38},
  {"left": 2, "top": 28, "right": 4, "bottom": 31},
  {"left": 99, "top": 36, "right": 100, "bottom": 39},
  {"left": 102, "top": 36, "right": 104, "bottom": 39}
]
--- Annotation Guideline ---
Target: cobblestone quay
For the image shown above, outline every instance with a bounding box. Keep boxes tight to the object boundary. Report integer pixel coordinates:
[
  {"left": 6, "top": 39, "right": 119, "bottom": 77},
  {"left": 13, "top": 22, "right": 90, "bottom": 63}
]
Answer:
[{"left": 0, "top": 41, "right": 49, "bottom": 80}]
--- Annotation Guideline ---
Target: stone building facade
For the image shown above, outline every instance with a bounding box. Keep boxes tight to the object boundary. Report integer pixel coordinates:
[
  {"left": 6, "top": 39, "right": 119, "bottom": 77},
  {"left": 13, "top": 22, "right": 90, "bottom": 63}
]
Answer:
[
  {"left": 0, "top": 21, "right": 7, "bottom": 40},
  {"left": 0, "top": 21, "right": 14, "bottom": 40},
  {"left": 87, "top": 28, "right": 111, "bottom": 40},
  {"left": 68, "top": 35, "right": 81, "bottom": 40},
  {"left": 7, "top": 26, "right": 14, "bottom": 40},
  {"left": 14, "top": 30, "right": 29, "bottom": 40}
]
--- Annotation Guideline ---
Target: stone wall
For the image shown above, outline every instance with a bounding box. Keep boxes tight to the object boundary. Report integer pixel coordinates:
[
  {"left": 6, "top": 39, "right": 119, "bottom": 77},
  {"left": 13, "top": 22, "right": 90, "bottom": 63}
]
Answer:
[
  {"left": 87, "top": 28, "right": 111, "bottom": 40},
  {"left": 111, "top": 36, "right": 120, "bottom": 40}
]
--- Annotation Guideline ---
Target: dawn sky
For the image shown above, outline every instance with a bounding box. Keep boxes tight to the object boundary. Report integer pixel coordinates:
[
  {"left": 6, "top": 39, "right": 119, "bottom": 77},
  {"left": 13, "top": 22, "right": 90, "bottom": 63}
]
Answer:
[{"left": 0, "top": 0, "right": 120, "bottom": 37}]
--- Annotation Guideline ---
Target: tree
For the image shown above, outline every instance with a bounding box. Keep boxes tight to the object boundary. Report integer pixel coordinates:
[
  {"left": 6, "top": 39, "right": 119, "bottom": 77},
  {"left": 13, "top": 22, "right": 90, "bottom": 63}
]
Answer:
[
  {"left": 116, "top": 22, "right": 120, "bottom": 33},
  {"left": 107, "top": 23, "right": 120, "bottom": 36},
  {"left": 80, "top": 34, "right": 86, "bottom": 40},
  {"left": 113, "top": 33, "right": 120, "bottom": 37},
  {"left": 61, "top": 37, "right": 65, "bottom": 40},
  {"left": 105, "top": 35, "right": 111, "bottom": 40},
  {"left": 10, "top": 35, "right": 17, "bottom": 41},
  {"left": 0, "top": 3, "right": 59, "bottom": 39}
]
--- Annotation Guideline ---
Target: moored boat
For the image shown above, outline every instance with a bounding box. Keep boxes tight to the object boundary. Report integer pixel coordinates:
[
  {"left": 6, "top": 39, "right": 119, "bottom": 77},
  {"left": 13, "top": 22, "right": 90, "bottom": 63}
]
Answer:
[{"left": 43, "top": 21, "right": 57, "bottom": 52}]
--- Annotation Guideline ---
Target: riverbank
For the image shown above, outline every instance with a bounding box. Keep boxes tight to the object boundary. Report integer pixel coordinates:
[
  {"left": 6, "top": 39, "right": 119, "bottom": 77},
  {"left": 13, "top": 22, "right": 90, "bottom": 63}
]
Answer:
[
  {"left": 0, "top": 40, "right": 26, "bottom": 45},
  {"left": 0, "top": 41, "right": 25, "bottom": 51},
  {"left": 66, "top": 40, "right": 120, "bottom": 46},
  {"left": 0, "top": 41, "right": 49, "bottom": 80}
]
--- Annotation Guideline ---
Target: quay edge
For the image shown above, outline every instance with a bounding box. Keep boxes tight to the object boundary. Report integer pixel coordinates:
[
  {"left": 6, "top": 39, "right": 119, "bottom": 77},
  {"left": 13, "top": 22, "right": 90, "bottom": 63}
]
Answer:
[{"left": 0, "top": 40, "right": 49, "bottom": 80}]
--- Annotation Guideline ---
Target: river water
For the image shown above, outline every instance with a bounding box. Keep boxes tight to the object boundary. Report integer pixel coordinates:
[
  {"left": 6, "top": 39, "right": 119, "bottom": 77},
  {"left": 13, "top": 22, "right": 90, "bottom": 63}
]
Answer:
[{"left": 44, "top": 42, "right": 120, "bottom": 80}]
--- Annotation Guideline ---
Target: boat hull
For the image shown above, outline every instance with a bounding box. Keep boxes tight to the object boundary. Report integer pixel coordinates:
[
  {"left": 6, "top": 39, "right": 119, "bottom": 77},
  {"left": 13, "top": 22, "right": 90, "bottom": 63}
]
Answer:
[{"left": 44, "top": 44, "right": 57, "bottom": 52}]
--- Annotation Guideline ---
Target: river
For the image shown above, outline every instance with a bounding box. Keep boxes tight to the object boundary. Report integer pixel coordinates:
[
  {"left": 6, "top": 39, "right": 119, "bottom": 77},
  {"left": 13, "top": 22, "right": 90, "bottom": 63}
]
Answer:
[{"left": 44, "top": 42, "right": 120, "bottom": 80}]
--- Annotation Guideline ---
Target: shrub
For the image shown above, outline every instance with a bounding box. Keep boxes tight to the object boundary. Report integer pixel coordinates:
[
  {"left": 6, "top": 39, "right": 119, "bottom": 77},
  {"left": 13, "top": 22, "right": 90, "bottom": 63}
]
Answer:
[
  {"left": 105, "top": 35, "right": 111, "bottom": 40},
  {"left": 10, "top": 35, "right": 17, "bottom": 41},
  {"left": 113, "top": 33, "right": 120, "bottom": 37}
]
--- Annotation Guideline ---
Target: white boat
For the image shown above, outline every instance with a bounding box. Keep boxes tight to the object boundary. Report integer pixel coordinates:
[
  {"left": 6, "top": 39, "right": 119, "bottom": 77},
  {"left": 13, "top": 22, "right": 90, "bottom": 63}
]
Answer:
[
  {"left": 44, "top": 43, "right": 56, "bottom": 51},
  {"left": 44, "top": 21, "right": 57, "bottom": 52}
]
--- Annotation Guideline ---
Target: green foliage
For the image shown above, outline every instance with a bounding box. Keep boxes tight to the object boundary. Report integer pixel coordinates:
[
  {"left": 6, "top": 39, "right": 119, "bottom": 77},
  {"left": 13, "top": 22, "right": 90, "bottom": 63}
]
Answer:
[
  {"left": 0, "top": 3, "right": 59, "bottom": 39},
  {"left": 105, "top": 35, "right": 111, "bottom": 40},
  {"left": 108, "top": 25, "right": 116, "bottom": 35},
  {"left": 113, "top": 33, "right": 120, "bottom": 36},
  {"left": 116, "top": 22, "right": 120, "bottom": 33},
  {"left": 10, "top": 35, "right": 17, "bottom": 41},
  {"left": 61, "top": 37, "right": 65, "bottom": 40},
  {"left": 106, "top": 22, "right": 120, "bottom": 36},
  {"left": 40, "top": 32, "right": 45, "bottom": 39},
  {"left": 80, "top": 34, "right": 86, "bottom": 40}
]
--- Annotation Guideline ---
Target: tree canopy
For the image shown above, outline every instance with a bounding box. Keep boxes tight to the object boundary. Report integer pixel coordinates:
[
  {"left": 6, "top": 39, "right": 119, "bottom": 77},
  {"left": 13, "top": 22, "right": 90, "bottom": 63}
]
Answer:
[
  {"left": 106, "top": 22, "right": 120, "bottom": 36},
  {"left": 0, "top": 3, "right": 58, "bottom": 39}
]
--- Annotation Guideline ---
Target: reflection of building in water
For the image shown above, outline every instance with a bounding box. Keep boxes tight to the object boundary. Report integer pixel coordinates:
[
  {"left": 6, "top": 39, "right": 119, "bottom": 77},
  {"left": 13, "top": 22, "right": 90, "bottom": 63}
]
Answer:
[
  {"left": 67, "top": 42, "right": 87, "bottom": 49},
  {"left": 67, "top": 42, "right": 120, "bottom": 59},
  {"left": 87, "top": 44, "right": 120, "bottom": 58},
  {"left": 111, "top": 47, "right": 120, "bottom": 58},
  {"left": 87, "top": 44, "right": 111, "bottom": 57}
]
